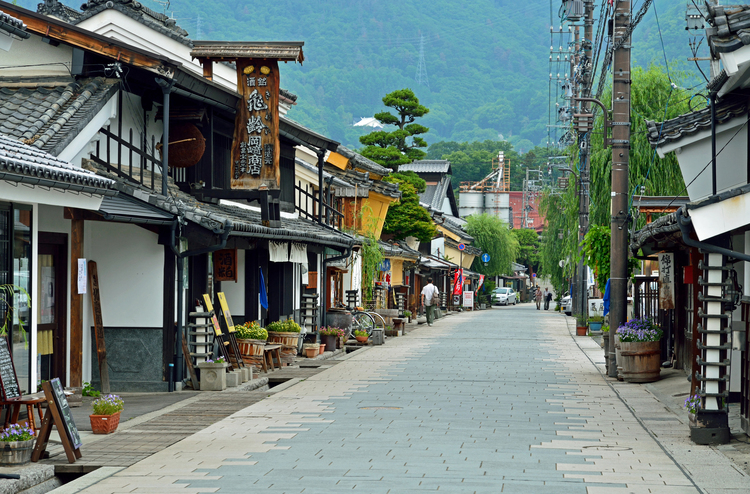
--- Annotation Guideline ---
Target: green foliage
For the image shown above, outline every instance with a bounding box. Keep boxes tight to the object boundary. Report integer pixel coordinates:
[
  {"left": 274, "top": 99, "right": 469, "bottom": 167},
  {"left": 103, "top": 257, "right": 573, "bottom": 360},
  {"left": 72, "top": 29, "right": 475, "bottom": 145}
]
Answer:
[
  {"left": 82, "top": 382, "right": 100, "bottom": 398},
  {"left": 0, "top": 423, "right": 34, "bottom": 442},
  {"left": 0, "top": 284, "right": 29, "bottom": 343},
  {"left": 360, "top": 235, "right": 384, "bottom": 302},
  {"left": 353, "top": 330, "right": 369, "bottom": 337},
  {"left": 511, "top": 229, "right": 540, "bottom": 273},
  {"left": 267, "top": 319, "right": 301, "bottom": 333},
  {"left": 581, "top": 225, "right": 611, "bottom": 294},
  {"left": 465, "top": 214, "right": 518, "bottom": 276},
  {"left": 382, "top": 173, "right": 436, "bottom": 241},
  {"left": 235, "top": 321, "right": 268, "bottom": 340},
  {"left": 359, "top": 89, "right": 429, "bottom": 169}
]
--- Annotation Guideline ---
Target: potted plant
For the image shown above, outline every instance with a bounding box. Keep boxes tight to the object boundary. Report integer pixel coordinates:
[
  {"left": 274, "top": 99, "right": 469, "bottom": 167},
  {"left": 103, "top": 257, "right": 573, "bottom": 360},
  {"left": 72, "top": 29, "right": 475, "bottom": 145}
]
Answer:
[
  {"left": 684, "top": 394, "right": 701, "bottom": 426},
  {"left": 0, "top": 423, "right": 35, "bottom": 466},
  {"left": 267, "top": 319, "right": 302, "bottom": 364},
  {"left": 403, "top": 310, "right": 412, "bottom": 323},
  {"left": 575, "top": 314, "right": 587, "bottom": 336},
  {"left": 90, "top": 394, "right": 124, "bottom": 434},
  {"left": 302, "top": 342, "right": 320, "bottom": 358},
  {"left": 588, "top": 315, "right": 604, "bottom": 333},
  {"left": 235, "top": 321, "right": 268, "bottom": 371},
  {"left": 616, "top": 317, "right": 663, "bottom": 383},
  {"left": 353, "top": 330, "right": 369, "bottom": 343},
  {"left": 319, "top": 327, "right": 343, "bottom": 353}
]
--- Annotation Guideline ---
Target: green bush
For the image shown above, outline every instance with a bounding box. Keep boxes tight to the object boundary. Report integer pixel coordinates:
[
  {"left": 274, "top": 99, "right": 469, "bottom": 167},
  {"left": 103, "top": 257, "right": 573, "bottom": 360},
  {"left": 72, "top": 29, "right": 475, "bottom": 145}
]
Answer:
[
  {"left": 267, "top": 319, "right": 301, "bottom": 333},
  {"left": 235, "top": 321, "right": 268, "bottom": 340}
]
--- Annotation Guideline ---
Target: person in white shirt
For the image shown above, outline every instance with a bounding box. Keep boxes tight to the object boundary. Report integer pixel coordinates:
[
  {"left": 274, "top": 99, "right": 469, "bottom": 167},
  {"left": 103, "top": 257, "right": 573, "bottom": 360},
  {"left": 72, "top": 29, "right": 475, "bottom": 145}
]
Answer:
[{"left": 421, "top": 277, "right": 439, "bottom": 326}]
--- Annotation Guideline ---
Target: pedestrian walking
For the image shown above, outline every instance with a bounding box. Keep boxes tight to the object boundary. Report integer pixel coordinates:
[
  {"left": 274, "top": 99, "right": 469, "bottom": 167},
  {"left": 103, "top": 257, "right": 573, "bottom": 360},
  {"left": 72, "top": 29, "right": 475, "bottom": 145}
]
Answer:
[
  {"left": 535, "top": 286, "right": 542, "bottom": 310},
  {"left": 544, "top": 288, "right": 552, "bottom": 310},
  {"left": 421, "top": 277, "right": 439, "bottom": 326}
]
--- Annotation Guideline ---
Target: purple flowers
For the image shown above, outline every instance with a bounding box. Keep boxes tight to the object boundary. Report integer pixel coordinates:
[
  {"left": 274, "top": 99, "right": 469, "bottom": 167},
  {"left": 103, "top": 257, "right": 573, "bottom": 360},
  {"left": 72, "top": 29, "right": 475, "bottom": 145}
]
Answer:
[
  {"left": 616, "top": 317, "right": 663, "bottom": 342},
  {"left": 92, "top": 394, "right": 124, "bottom": 416},
  {"left": 0, "top": 423, "right": 34, "bottom": 442},
  {"left": 684, "top": 394, "right": 701, "bottom": 414}
]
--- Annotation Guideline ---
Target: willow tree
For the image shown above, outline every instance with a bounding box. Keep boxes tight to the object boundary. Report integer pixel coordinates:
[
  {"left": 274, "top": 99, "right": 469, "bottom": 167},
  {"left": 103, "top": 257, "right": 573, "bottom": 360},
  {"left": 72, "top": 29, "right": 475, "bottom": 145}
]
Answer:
[{"left": 465, "top": 214, "right": 518, "bottom": 276}]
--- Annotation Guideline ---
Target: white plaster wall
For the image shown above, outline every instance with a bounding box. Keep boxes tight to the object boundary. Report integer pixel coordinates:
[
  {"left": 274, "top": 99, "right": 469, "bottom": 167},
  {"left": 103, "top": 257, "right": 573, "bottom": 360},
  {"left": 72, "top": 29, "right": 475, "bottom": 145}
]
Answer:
[
  {"left": 221, "top": 249, "right": 245, "bottom": 318},
  {"left": 0, "top": 35, "right": 72, "bottom": 77},
  {"left": 82, "top": 222, "right": 163, "bottom": 381}
]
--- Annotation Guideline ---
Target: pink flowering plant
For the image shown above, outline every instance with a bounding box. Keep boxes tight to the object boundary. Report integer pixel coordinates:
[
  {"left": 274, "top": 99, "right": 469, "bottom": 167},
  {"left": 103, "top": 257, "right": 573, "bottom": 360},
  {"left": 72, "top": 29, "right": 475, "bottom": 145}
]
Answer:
[
  {"left": 92, "top": 394, "right": 124, "bottom": 416},
  {"left": 319, "top": 327, "right": 344, "bottom": 338},
  {"left": 0, "top": 423, "right": 34, "bottom": 442},
  {"left": 616, "top": 317, "right": 663, "bottom": 342}
]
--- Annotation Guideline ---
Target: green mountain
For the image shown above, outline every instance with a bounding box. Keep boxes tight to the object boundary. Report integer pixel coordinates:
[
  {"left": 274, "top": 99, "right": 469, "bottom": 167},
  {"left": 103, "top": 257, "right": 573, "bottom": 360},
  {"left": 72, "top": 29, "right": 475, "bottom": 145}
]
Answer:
[{"left": 15, "top": 0, "right": 708, "bottom": 152}]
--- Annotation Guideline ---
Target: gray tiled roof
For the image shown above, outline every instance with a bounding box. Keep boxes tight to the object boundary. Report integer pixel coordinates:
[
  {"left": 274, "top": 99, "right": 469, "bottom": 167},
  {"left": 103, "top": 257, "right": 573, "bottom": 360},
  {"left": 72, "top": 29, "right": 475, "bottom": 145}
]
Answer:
[
  {"left": 0, "top": 132, "right": 115, "bottom": 190},
  {"left": 83, "top": 158, "right": 358, "bottom": 249},
  {"left": 706, "top": 4, "right": 750, "bottom": 54},
  {"left": 378, "top": 240, "right": 419, "bottom": 260},
  {"left": 37, "top": 0, "right": 82, "bottom": 22},
  {"left": 190, "top": 41, "right": 304, "bottom": 62},
  {"left": 400, "top": 160, "right": 452, "bottom": 175},
  {"left": 646, "top": 95, "right": 748, "bottom": 147},
  {"left": 328, "top": 167, "right": 401, "bottom": 199},
  {"left": 0, "top": 77, "right": 119, "bottom": 155},
  {"left": 335, "top": 145, "right": 390, "bottom": 177},
  {"left": 295, "top": 158, "right": 350, "bottom": 188},
  {"left": 0, "top": 8, "right": 27, "bottom": 34},
  {"left": 72, "top": 0, "right": 191, "bottom": 46},
  {"left": 629, "top": 211, "right": 681, "bottom": 255}
]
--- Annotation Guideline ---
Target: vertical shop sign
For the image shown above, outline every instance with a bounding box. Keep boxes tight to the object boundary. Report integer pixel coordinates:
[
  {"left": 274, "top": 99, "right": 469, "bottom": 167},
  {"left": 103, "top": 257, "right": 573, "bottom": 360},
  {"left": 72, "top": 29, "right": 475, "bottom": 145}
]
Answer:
[{"left": 658, "top": 252, "right": 675, "bottom": 310}]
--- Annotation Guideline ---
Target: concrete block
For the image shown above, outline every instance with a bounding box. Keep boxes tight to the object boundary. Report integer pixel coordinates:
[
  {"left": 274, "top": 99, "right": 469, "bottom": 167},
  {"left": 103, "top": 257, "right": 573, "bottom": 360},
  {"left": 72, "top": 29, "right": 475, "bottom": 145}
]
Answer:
[
  {"left": 197, "top": 362, "right": 228, "bottom": 391},
  {"left": 239, "top": 367, "right": 251, "bottom": 382},
  {"left": 226, "top": 370, "right": 241, "bottom": 387}
]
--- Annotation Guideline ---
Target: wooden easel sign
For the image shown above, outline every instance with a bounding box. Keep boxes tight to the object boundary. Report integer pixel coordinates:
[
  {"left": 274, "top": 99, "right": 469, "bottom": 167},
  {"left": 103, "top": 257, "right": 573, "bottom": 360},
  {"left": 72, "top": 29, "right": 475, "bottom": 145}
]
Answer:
[
  {"left": 32, "top": 378, "right": 82, "bottom": 464},
  {"left": 217, "top": 292, "right": 246, "bottom": 369},
  {"left": 202, "top": 294, "right": 234, "bottom": 369}
]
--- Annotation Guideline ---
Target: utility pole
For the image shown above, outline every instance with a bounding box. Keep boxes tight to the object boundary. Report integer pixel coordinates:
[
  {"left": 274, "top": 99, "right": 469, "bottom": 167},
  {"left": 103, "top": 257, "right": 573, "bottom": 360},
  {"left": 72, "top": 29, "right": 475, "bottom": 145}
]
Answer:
[{"left": 608, "top": 0, "right": 632, "bottom": 378}]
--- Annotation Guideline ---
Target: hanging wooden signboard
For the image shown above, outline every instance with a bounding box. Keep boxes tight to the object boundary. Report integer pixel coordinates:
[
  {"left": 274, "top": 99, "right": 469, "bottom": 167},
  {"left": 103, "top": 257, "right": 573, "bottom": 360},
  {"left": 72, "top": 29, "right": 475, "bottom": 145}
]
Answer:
[
  {"left": 214, "top": 249, "right": 237, "bottom": 282},
  {"left": 189, "top": 41, "right": 304, "bottom": 191}
]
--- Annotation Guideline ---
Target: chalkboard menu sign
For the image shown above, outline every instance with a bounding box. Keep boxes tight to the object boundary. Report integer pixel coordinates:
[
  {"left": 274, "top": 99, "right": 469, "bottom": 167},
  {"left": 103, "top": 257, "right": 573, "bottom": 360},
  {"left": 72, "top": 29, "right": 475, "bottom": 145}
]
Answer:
[
  {"left": 49, "top": 378, "right": 82, "bottom": 449},
  {"left": 0, "top": 337, "right": 20, "bottom": 400}
]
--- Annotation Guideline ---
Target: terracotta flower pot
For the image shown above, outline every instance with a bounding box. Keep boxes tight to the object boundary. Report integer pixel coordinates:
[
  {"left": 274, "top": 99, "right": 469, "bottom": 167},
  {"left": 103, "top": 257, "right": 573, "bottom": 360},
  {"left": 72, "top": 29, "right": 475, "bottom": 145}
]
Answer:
[
  {"left": 90, "top": 411, "right": 122, "bottom": 434},
  {"left": 305, "top": 348, "right": 318, "bottom": 358},
  {"left": 355, "top": 335, "right": 368, "bottom": 343},
  {"left": 319, "top": 344, "right": 326, "bottom": 355}
]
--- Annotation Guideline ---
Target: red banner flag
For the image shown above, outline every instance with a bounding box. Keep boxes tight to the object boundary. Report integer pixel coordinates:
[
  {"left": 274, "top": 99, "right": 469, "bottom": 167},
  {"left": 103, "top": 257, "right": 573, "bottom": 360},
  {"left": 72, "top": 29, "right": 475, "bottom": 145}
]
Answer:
[{"left": 453, "top": 269, "right": 463, "bottom": 295}]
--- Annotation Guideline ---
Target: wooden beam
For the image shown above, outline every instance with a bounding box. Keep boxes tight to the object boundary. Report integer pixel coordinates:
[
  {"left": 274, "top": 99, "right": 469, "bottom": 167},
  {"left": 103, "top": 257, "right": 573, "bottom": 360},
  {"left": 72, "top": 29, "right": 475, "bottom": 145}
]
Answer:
[
  {"left": 10, "top": 11, "right": 172, "bottom": 73},
  {"left": 69, "top": 214, "right": 83, "bottom": 388},
  {"left": 200, "top": 58, "right": 213, "bottom": 81}
]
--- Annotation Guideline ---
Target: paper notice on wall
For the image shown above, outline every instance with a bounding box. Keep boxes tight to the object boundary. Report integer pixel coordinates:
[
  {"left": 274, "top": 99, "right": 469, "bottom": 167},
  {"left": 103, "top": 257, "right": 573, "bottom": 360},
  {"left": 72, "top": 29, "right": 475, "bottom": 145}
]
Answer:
[{"left": 77, "top": 259, "right": 87, "bottom": 294}]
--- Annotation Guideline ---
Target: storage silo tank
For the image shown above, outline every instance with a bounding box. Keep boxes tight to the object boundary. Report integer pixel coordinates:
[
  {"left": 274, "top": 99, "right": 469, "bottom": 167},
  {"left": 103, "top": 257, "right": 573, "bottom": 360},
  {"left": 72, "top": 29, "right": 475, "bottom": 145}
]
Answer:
[
  {"left": 459, "top": 191, "right": 484, "bottom": 217},
  {"left": 485, "top": 192, "right": 511, "bottom": 223}
]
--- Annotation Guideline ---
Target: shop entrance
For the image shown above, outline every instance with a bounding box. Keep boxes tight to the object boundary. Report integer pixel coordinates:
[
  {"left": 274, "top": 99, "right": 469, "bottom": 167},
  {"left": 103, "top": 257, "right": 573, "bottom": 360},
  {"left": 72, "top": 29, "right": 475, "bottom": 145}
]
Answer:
[{"left": 37, "top": 233, "right": 67, "bottom": 384}]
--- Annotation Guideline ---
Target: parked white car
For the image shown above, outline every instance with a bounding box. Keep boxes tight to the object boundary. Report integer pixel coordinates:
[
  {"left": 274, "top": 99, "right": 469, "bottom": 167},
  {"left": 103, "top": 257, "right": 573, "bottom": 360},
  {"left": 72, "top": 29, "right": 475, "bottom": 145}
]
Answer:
[
  {"left": 493, "top": 287, "right": 517, "bottom": 306},
  {"left": 561, "top": 293, "right": 572, "bottom": 315}
]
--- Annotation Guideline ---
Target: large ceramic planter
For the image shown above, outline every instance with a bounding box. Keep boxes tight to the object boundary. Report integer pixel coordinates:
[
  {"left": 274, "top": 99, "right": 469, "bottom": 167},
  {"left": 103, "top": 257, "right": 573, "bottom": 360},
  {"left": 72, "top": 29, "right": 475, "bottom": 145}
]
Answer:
[
  {"left": 197, "top": 361, "right": 229, "bottom": 391},
  {"left": 320, "top": 335, "right": 337, "bottom": 352},
  {"left": 90, "top": 411, "right": 122, "bottom": 435},
  {"left": 619, "top": 340, "right": 661, "bottom": 383},
  {"left": 0, "top": 439, "right": 35, "bottom": 466},
  {"left": 237, "top": 338, "right": 266, "bottom": 371},
  {"left": 589, "top": 321, "right": 603, "bottom": 332},
  {"left": 268, "top": 331, "right": 301, "bottom": 365}
]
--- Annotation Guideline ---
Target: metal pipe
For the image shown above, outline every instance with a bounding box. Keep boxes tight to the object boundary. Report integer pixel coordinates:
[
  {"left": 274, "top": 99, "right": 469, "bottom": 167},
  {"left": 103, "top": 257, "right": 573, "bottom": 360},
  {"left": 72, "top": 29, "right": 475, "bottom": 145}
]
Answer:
[
  {"left": 711, "top": 91, "right": 717, "bottom": 196},
  {"left": 317, "top": 151, "right": 325, "bottom": 224},
  {"left": 156, "top": 78, "right": 175, "bottom": 197},
  {"left": 0, "top": 172, "right": 118, "bottom": 195}
]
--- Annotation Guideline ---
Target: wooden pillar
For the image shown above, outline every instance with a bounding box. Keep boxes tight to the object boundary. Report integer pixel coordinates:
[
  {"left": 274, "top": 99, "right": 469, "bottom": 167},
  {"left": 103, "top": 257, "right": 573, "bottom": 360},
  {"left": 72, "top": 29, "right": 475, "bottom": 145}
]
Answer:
[{"left": 69, "top": 212, "right": 83, "bottom": 388}]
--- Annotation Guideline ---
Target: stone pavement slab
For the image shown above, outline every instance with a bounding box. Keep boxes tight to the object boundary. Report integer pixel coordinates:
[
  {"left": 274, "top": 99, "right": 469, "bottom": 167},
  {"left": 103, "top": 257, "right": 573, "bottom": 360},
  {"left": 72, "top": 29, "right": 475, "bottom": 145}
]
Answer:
[{"left": 61, "top": 307, "right": 750, "bottom": 493}]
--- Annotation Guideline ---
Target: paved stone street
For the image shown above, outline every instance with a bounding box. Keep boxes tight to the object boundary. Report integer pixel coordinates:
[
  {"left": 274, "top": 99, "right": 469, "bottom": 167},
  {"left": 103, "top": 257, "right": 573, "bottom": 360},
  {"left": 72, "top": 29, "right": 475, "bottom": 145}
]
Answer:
[{"left": 71, "top": 306, "right": 750, "bottom": 493}]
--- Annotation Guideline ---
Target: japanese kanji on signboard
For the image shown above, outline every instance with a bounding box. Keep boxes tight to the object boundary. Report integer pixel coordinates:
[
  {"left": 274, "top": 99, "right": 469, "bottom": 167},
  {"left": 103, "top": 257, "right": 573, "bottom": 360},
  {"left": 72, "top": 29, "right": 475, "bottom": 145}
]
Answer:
[{"left": 232, "top": 59, "right": 280, "bottom": 189}]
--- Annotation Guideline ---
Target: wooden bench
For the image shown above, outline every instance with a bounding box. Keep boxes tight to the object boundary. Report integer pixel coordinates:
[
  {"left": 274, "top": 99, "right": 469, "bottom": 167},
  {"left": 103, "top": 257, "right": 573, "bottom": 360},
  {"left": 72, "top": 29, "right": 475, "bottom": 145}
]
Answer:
[{"left": 262, "top": 344, "right": 282, "bottom": 373}]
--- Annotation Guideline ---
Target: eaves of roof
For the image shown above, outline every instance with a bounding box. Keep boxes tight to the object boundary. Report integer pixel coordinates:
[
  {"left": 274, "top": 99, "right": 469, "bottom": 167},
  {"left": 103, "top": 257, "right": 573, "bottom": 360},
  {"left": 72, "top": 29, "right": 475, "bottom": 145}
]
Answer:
[
  {"left": 706, "top": 5, "right": 750, "bottom": 55},
  {"left": 295, "top": 158, "right": 350, "bottom": 188},
  {"left": 0, "top": 8, "right": 29, "bottom": 38},
  {"left": 84, "top": 158, "right": 358, "bottom": 249},
  {"left": 0, "top": 132, "right": 115, "bottom": 191},
  {"left": 646, "top": 95, "right": 748, "bottom": 148},
  {"left": 335, "top": 145, "right": 390, "bottom": 177},
  {"left": 629, "top": 212, "right": 682, "bottom": 255},
  {"left": 378, "top": 240, "right": 419, "bottom": 260},
  {"left": 280, "top": 117, "right": 339, "bottom": 152},
  {"left": 190, "top": 41, "right": 305, "bottom": 63},
  {"left": 400, "top": 160, "right": 452, "bottom": 175}
]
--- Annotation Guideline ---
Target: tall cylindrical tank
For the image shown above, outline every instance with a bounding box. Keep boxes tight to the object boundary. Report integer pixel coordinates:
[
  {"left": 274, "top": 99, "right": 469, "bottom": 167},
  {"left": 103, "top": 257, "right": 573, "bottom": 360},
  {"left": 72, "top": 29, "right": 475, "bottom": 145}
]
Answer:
[
  {"left": 485, "top": 192, "right": 511, "bottom": 224},
  {"left": 458, "top": 191, "right": 485, "bottom": 217}
]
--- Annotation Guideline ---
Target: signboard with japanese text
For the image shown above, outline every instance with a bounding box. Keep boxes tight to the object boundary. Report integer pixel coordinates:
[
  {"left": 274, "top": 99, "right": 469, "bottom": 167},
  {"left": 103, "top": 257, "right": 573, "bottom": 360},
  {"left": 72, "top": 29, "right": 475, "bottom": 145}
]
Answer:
[
  {"left": 463, "top": 290, "right": 474, "bottom": 308},
  {"left": 232, "top": 59, "right": 280, "bottom": 190},
  {"left": 658, "top": 252, "right": 675, "bottom": 310},
  {"left": 214, "top": 249, "right": 237, "bottom": 282}
]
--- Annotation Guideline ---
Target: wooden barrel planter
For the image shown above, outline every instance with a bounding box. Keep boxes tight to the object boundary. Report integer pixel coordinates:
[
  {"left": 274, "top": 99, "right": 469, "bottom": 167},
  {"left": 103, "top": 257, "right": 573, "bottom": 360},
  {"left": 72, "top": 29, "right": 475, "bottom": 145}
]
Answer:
[
  {"left": 237, "top": 338, "right": 266, "bottom": 371},
  {"left": 619, "top": 340, "right": 661, "bottom": 383},
  {"left": 268, "top": 331, "right": 301, "bottom": 365}
]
